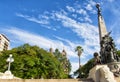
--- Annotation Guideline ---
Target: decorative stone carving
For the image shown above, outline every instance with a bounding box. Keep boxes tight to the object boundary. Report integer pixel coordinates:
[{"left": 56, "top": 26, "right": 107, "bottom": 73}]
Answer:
[
  {"left": 108, "top": 62, "right": 120, "bottom": 77},
  {"left": 88, "top": 65, "right": 116, "bottom": 82},
  {"left": 99, "top": 66, "right": 116, "bottom": 82}
]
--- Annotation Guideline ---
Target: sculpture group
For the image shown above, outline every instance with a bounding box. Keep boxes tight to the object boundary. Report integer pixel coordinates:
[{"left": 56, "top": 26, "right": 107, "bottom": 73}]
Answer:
[
  {"left": 100, "top": 32, "right": 120, "bottom": 64},
  {"left": 94, "top": 3, "right": 120, "bottom": 77}
]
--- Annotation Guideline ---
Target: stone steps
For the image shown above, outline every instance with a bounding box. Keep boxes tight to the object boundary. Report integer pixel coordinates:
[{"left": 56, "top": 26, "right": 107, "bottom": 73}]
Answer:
[
  {"left": 78, "top": 81, "right": 93, "bottom": 82},
  {"left": 78, "top": 78, "right": 94, "bottom": 82},
  {"left": 0, "top": 79, "right": 94, "bottom": 82}
]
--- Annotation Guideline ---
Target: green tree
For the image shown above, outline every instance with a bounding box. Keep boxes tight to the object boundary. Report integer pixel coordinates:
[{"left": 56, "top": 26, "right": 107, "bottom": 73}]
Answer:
[
  {"left": 116, "top": 50, "right": 120, "bottom": 57},
  {"left": 74, "top": 58, "right": 94, "bottom": 78},
  {"left": 53, "top": 49, "right": 71, "bottom": 77},
  {"left": 0, "top": 44, "right": 69, "bottom": 79},
  {"left": 75, "top": 46, "right": 83, "bottom": 78}
]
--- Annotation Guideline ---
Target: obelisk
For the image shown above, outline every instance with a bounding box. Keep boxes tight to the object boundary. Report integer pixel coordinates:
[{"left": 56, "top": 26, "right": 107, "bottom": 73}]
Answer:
[{"left": 96, "top": 3, "right": 108, "bottom": 41}]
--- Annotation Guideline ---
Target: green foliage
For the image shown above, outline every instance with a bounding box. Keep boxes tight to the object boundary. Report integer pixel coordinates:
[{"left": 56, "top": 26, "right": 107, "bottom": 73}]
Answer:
[
  {"left": 116, "top": 50, "right": 120, "bottom": 57},
  {"left": 54, "top": 49, "right": 71, "bottom": 76},
  {"left": 74, "top": 58, "right": 94, "bottom": 78},
  {"left": 0, "top": 44, "right": 70, "bottom": 79},
  {"left": 75, "top": 46, "right": 83, "bottom": 57}
]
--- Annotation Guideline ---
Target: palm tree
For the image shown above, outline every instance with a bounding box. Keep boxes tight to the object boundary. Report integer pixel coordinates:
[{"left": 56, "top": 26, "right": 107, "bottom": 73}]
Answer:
[{"left": 75, "top": 46, "right": 83, "bottom": 78}]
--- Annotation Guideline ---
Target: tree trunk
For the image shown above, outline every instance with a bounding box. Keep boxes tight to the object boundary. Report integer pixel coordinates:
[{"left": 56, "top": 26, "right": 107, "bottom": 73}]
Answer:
[{"left": 79, "top": 56, "right": 80, "bottom": 78}]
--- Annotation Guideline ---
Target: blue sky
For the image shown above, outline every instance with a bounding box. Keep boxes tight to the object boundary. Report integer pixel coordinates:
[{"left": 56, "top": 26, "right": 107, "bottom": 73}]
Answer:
[{"left": 0, "top": 0, "right": 120, "bottom": 74}]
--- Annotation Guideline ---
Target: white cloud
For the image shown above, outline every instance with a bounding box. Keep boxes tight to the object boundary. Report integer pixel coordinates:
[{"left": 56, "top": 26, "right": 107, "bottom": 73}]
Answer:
[
  {"left": 84, "top": 16, "right": 92, "bottom": 23},
  {"left": 85, "top": 0, "right": 97, "bottom": 14},
  {"left": 76, "top": 9, "right": 88, "bottom": 16},
  {"left": 116, "top": 38, "right": 120, "bottom": 45},
  {"left": 3, "top": 27, "right": 83, "bottom": 59},
  {"left": 72, "top": 14, "right": 77, "bottom": 18},
  {"left": 88, "top": 0, "right": 96, "bottom": 6},
  {"left": 86, "top": 4, "right": 93, "bottom": 11},
  {"left": 66, "top": 6, "right": 75, "bottom": 12},
  {"left": 39, "top": 15, "right": 49, "bottom": 20},
  {"left": 16, "top": 13, "right": 49, "bottom": 25},
  {"left": 115, "top": 37, "right": 120, "bottom": 49},
  {"left": 6, "top": 28, "right": 61, "bottom": 50},
  {"left": 70, "top": 62, "right": 79, "bottom": 74},
  {"left": 53, "top": 12, "right": 98, "bottom": 40}
]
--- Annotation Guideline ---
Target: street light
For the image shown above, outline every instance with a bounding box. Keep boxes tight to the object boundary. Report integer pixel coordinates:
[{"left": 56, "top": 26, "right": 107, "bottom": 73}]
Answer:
[{"left": 6, "top": 54, "right": 14, "bottom": 71}]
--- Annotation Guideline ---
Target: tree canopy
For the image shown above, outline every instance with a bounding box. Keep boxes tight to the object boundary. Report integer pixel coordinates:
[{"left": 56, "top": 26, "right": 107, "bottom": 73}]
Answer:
[
  {"left": 75, "top": 46, "right": 83, "bottom": 57},
  {"left": 74, "top": 58, "right": 94, "bottom": 78},
  {"left": 54, "top": 49, "right": 71, "bottom": 75},
  {"left": 0, "top": 44, "right": 71, "bottom": 79},
  {"left": 116, "top": 50, "right": 120, "bottom": 57}
]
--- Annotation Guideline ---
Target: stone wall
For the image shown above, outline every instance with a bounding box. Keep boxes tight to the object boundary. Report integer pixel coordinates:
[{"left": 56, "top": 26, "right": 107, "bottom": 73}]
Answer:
[{"left": 0, "top": 79, "right": 78, "bottom": 82}]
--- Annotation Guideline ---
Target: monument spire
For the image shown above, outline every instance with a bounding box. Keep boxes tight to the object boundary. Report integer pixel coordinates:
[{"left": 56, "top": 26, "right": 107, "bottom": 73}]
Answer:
[{"left": 96, "top": 3, "right": 108, "bottom": 41}]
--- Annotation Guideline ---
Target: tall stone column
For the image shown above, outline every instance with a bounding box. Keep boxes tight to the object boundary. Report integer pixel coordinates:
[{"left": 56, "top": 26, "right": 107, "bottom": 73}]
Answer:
[{"left": 96, "top": 3, "right": 108, "bottom": 41}]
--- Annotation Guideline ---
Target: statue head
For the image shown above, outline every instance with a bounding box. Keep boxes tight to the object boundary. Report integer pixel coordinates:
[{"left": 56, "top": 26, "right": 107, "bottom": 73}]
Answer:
[
  {"left": 94, "top": 52, "right": 99, "bottom": 58},
  {"left": 96, "top": 3, "right": 100, "bottom": 9}
]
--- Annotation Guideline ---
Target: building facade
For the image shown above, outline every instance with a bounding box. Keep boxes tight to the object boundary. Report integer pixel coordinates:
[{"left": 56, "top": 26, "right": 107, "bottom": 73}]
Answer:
[{"left": 0, "top": 34, "right": 10, "bottom": 51}]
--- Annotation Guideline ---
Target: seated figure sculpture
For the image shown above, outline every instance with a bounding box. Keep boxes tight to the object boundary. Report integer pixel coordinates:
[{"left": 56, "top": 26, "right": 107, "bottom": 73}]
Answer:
[{"left": 93, "top": 52, "right": 102, "bottom": 66}]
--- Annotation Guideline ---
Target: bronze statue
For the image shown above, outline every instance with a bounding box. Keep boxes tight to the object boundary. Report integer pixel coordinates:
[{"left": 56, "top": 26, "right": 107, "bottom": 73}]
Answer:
[
  {"left": 93, "top": 52, "right": 102, "bottom": 66},
  {"left": 100, "top": 33, "right": 120, "bottom": 64}
]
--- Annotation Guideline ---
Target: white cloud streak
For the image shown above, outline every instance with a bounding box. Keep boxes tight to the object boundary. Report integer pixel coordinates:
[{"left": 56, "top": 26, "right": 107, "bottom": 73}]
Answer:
[
  {"left": 16, "top": 13, "right": 49, "bottom": 25},
  {"left": 3, "top": 27, "right": 81, "bottom": 58},
  {"left": 66, "top": 6, "right": 75, "bottom": 12}
]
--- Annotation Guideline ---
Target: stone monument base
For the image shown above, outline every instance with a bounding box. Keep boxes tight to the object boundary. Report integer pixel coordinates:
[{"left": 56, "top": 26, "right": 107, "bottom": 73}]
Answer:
[
  {"left": 88, "top": 65, "right": 116, "bottom": 82},
  {"left": 0, "top": 71, "right": 20, "bottom": 79},
  {"left": 2, "top": 71, "right": 14, "bottom": 79},
  {"left": 107, "top": 62, "right": 120, "bottom": 77}
]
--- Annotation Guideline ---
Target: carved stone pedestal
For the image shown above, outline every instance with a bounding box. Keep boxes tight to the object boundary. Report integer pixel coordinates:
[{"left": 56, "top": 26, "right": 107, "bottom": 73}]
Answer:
[
  {"left": 2, "top": 71, "right": 14, "bottom": 79},
  {"left": 88, "top": 65, "right": 116, "bottom": 82},
  {"left": 107, "top": 62, "right": 120, "bottom": 77}
]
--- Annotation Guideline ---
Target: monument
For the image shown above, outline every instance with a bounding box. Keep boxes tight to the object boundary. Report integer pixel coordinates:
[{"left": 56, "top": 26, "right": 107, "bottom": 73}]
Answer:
[
  {"left": 88, "top": 3, "right": 120, "bottom": 82},
  {"left": 96, "top": 3, "right": 120, "bottom": 77},
  {"left": 96, "top": 4, "right": 120, "bottom": 64}
]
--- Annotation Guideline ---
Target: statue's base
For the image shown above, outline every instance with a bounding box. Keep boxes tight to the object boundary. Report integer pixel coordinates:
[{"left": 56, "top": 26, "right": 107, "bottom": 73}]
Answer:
[
  {"left": 0, "top": 71, "right": 20, "bottom": 79},
  {"left": 88, "top": 65, "right": 116, "bottom": 82},
  {"left": 0, "top": 71, "right": 14, "bottom": 79},
  {"left": 107, "top": 62, "right": 120, "bottom": 77}
]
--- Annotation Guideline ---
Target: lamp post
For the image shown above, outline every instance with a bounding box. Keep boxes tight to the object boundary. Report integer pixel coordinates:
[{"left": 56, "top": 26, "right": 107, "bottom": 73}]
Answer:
[{"left": 6, "top": 54, "right": 14, "bottom": 71}]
